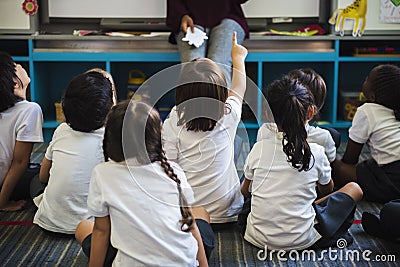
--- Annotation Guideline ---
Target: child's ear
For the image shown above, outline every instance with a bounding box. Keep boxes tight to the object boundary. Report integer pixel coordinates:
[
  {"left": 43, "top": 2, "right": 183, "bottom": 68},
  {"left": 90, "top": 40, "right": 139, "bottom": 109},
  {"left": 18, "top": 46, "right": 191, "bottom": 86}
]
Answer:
[{"left": 307, "top": 105, "right": 315, "bottom": 121}]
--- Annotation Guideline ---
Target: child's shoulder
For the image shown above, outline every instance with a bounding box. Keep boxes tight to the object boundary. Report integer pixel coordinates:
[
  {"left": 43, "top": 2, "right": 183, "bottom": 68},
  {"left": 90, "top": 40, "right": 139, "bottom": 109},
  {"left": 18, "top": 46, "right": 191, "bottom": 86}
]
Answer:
[
  {"left": 307, "top": 124, "right": 333, "bottom": 143},
  {"left": 14, "top": 100, "right": 42, "bottom": 114}
]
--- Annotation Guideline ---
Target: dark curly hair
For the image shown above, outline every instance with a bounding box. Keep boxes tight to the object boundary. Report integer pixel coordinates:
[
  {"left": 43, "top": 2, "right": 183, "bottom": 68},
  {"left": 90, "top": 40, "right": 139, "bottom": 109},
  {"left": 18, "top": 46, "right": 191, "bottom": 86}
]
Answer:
[
  {"left": 62, "top": 71, "right": 113, "bottom": 132},
  {"left": 368, "top": 64, "right": 400, "bottom": 120}
]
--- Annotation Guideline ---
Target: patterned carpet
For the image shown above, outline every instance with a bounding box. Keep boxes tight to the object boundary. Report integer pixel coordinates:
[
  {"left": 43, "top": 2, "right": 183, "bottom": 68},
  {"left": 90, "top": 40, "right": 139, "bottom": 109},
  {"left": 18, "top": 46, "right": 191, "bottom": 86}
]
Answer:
[{"left": 0, "top": 144, "right": 399, "bottom": 266}]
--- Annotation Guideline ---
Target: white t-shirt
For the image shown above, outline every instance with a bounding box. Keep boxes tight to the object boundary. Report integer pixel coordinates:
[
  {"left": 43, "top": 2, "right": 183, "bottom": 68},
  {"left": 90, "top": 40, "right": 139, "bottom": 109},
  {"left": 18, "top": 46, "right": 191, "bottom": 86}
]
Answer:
[
  {"left": 162, "top": 96, "right": 244, "bottom": 223},
  {"left": 0, "top": 100, "right": 43, "bottom": 185},
  {"left": 33, "top": 123, "right": 105, "bottom": 234},
  {"left": 88, "top": 160, "right": 198, "bottom": 267},
  {"left": 257, "top": 123, "right": 336, "bottom": 162},
  {"left": 306, "top": 124, "right": 336, "bottom": 163},
  {"left": 244, "top": 125, "right": 331, "bottom": 250},
  {"left": 349, "top": 103, "right": 400, "bottom": 165}
]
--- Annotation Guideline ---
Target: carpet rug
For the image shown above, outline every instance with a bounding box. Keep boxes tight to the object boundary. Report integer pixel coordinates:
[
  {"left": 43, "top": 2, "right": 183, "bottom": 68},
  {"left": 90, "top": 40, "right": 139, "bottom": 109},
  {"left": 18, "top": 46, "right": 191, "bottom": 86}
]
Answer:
[{"left": 0, "top": 144, "right": 398, "bottom": 266}]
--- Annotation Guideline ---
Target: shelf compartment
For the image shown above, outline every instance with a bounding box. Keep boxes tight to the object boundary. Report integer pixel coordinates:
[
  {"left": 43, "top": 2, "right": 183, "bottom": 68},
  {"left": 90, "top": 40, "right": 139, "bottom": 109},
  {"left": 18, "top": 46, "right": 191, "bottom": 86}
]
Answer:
[
  {"left": 33, "top": 62, "right": 106, "bottom": 123},
  {"left": 262, "top": 62, "right": 335, "bottom": 124}
]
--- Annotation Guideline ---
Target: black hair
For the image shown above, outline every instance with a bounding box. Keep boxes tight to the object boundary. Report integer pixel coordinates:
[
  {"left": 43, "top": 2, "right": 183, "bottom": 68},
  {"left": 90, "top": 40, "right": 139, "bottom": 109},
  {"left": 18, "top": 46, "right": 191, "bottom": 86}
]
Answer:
[
  {"left": 369, "top": 64, "right": 400, "bottom": 120},
  {"left": 267, "top": 77, "right": 315, "bottom": 172},
  {"left": 103, "top": 100, "right": 194, "bottom": 232},
  {"left": 175, "top": 58, "right": 228, "bottom": 132},
  {"left": 287, "top": 68, "right": 326, "bottom": 116},
  {"left": 0, "top": 51, "right": 23, "bottom": 112},
  {"left": 62, "top": 71, "right": 113, "bottom": 132}
]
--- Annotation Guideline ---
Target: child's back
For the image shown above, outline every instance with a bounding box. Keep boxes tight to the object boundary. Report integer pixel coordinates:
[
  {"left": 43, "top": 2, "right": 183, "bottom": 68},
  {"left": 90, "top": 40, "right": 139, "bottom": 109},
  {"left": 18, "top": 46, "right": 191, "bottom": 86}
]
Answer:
[
  {"left": 241, "top": 77, "right": 362, "bottom": 250},
  {"left": 163, "top": 35, "right": 248, "bottom": 223},
  {"left": 89, "top": 158, "right": 198, "bottom": 265},
  {"left": 164, "top": 92, "right": 243, "bottom": 223},
  {"left": 0, "top": 51, "right": 43, "bottom": 211},
  {"left": 245, "top": 108, "right": 330, "bottom": 250},
  {"left": 33, "top": 71, "right": 113, "bottom": 234},
  {"left": 33, "top": 123, "right": 105, "bottom": 233},
  {"left": 75, "top": 100, "right": 211, "bottom": 266},
  {"left": 0, "top": 101, "right": 43, "bottom": 183}
]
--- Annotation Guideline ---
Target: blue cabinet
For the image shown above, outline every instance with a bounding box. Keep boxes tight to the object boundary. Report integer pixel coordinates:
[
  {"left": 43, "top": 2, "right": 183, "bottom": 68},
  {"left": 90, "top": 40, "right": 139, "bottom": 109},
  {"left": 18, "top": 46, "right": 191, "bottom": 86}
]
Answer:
[{"left": 2, "top": 35, "right": 399, "bottom": 142}]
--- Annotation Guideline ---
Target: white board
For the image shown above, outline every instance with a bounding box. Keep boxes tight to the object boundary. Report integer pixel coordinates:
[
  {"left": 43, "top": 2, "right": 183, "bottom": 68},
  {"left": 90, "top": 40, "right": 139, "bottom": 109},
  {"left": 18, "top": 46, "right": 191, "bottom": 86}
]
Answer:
[
  {"left": 48, "top": 0, "right": 319, "bottom": 18},
  {"left": 242, "top": 0, "right": 319, "bottom": 18},
  {"left": 0, "top": 0, "right": 31, "bottom": 29}
]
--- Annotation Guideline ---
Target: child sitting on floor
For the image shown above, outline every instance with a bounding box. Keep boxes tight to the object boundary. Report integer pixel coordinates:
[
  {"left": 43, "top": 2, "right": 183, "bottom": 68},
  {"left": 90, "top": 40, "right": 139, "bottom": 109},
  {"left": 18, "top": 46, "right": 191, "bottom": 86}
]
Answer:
[
  {"left": 240, "top": 76, "right": 363, "bottom": 250},
  {"left": 336, "top": 64, "right": 400, "bottom": 203},
  {"left": 75, "top": 100, "right": 214, "bottom": 266},
  {"left": 162, "top": 32, "right": 247, "bottom": 224},
  {"left": 0, "top": 51, "right": 43, "bottom": 211},
  {"left": 32, "top": 70, "right": 114, "bottom": 234}
]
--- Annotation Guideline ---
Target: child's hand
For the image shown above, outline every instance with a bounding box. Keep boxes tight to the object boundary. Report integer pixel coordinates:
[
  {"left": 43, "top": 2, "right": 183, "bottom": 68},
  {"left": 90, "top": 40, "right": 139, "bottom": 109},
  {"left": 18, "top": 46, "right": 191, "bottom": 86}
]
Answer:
[
  {"left": 181, "top": 15, "right": 194, "bottom": 33},
  {"left": 231, "top": 31, "right": 247, "bottom": 63}
]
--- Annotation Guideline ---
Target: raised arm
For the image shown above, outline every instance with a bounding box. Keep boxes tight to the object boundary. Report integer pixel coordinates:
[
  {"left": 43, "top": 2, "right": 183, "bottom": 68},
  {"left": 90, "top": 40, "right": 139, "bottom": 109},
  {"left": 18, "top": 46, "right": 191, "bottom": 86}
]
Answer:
[{"left": 229, "top": 32, "right": 248, "bottom": 105}]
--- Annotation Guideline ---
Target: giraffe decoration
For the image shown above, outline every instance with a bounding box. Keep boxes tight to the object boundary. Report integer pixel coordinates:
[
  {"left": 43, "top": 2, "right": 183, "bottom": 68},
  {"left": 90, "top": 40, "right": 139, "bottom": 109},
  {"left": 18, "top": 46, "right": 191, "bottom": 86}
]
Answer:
[{"left": 329, "top": 0, "right": 368, "bottom": 37}]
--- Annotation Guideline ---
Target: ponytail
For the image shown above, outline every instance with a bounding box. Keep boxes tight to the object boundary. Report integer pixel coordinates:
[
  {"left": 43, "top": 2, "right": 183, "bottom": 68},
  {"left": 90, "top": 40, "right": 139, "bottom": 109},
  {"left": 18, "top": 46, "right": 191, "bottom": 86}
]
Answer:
[
  {"left": 159, "top": 152, "right": 194, "bottom": 232},
  {"left": 267, "top": 77, "right": 314, "bottom": 172},
  {"left": 281, "top": 93, "right": 313, "bottom": 171}
]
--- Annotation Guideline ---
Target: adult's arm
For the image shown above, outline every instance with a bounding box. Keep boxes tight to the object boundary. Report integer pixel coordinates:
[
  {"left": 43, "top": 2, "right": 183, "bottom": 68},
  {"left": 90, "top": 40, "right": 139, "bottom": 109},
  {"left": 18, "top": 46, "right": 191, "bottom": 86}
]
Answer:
[{"left": 167, "top": 0, "right": 190, "bottom": 33}]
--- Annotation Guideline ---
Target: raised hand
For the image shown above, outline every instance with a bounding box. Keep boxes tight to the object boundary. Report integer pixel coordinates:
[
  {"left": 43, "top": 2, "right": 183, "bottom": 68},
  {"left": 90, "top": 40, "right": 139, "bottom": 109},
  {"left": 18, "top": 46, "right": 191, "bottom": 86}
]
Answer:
[{"left": 231, "top": 31, "right": 248, "bottom": 64}]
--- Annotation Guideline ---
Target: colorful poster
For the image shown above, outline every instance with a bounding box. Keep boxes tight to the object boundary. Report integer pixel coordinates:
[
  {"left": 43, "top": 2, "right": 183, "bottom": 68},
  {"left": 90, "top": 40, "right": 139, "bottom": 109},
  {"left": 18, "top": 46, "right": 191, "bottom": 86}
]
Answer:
[{"left": 380, "top": 0, "right": 400, "bottom": 23}]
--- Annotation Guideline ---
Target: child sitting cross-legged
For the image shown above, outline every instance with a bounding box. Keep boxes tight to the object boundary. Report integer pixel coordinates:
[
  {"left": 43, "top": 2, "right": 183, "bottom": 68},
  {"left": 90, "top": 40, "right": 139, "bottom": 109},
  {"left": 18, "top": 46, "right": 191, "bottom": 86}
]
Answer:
[
  {"left": 32, "top": 71, "right": 114, "bottom": 235},
  {"left": 240, "top": 76, "right": 363, "bottom": 250}
]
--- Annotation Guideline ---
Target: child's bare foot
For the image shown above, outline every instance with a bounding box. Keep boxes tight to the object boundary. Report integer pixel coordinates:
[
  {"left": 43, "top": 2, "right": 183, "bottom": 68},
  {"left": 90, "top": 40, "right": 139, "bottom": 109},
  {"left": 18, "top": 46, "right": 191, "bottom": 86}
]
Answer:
[{"left": 0, "top": 200, "right": 26, "bottom": 211}]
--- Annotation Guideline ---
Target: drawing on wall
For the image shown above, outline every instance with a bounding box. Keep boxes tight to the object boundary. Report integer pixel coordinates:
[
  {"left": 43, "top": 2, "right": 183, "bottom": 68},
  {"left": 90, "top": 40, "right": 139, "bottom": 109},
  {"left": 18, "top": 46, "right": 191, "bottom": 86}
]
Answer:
[{"left": 380, "top": 0, "right": 400, "bottom": 23}]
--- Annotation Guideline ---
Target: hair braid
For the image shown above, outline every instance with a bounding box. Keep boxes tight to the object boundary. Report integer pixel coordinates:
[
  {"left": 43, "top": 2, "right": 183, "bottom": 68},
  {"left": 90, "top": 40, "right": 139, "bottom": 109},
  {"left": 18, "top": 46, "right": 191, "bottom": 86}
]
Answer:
[{"left": 159, "top": 151, "right": 194, "bottom": 232}]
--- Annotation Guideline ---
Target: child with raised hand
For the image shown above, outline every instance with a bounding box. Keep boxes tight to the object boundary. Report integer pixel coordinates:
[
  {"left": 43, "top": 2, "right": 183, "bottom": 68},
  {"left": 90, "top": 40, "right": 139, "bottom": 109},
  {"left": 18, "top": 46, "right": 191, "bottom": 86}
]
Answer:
[
  {"left": 162, "top": 32, "right": 247, "bottom": 224},
  {"left": 0, "top": 51, "right": 43, "bottom": 211},
  {"left": 75, "top": 100, "right": 213, "bottom": 266},
  {"left": 32, "top": 71, "right": 114, "bottom": 234},
  {"left": 337, "top": 64, "right": 400, "bottom": 203},
  {"left": 240, "top": 76, "right": 363, "bottom": 250}
]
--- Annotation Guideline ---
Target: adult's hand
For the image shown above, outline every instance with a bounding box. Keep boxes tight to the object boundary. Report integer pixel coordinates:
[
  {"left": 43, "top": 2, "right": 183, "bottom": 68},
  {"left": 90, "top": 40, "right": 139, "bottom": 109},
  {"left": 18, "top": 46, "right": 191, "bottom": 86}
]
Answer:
[{"left": 181, "top": 15, "right": 194, "bottom": 33}]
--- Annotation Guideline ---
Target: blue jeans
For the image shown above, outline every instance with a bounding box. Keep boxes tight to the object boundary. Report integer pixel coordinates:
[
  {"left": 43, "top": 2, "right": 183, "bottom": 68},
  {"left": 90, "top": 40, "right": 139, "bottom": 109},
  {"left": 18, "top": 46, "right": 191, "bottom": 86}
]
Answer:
[{"left": 176, "top": 18, "right": 245, "bottom": 87}]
